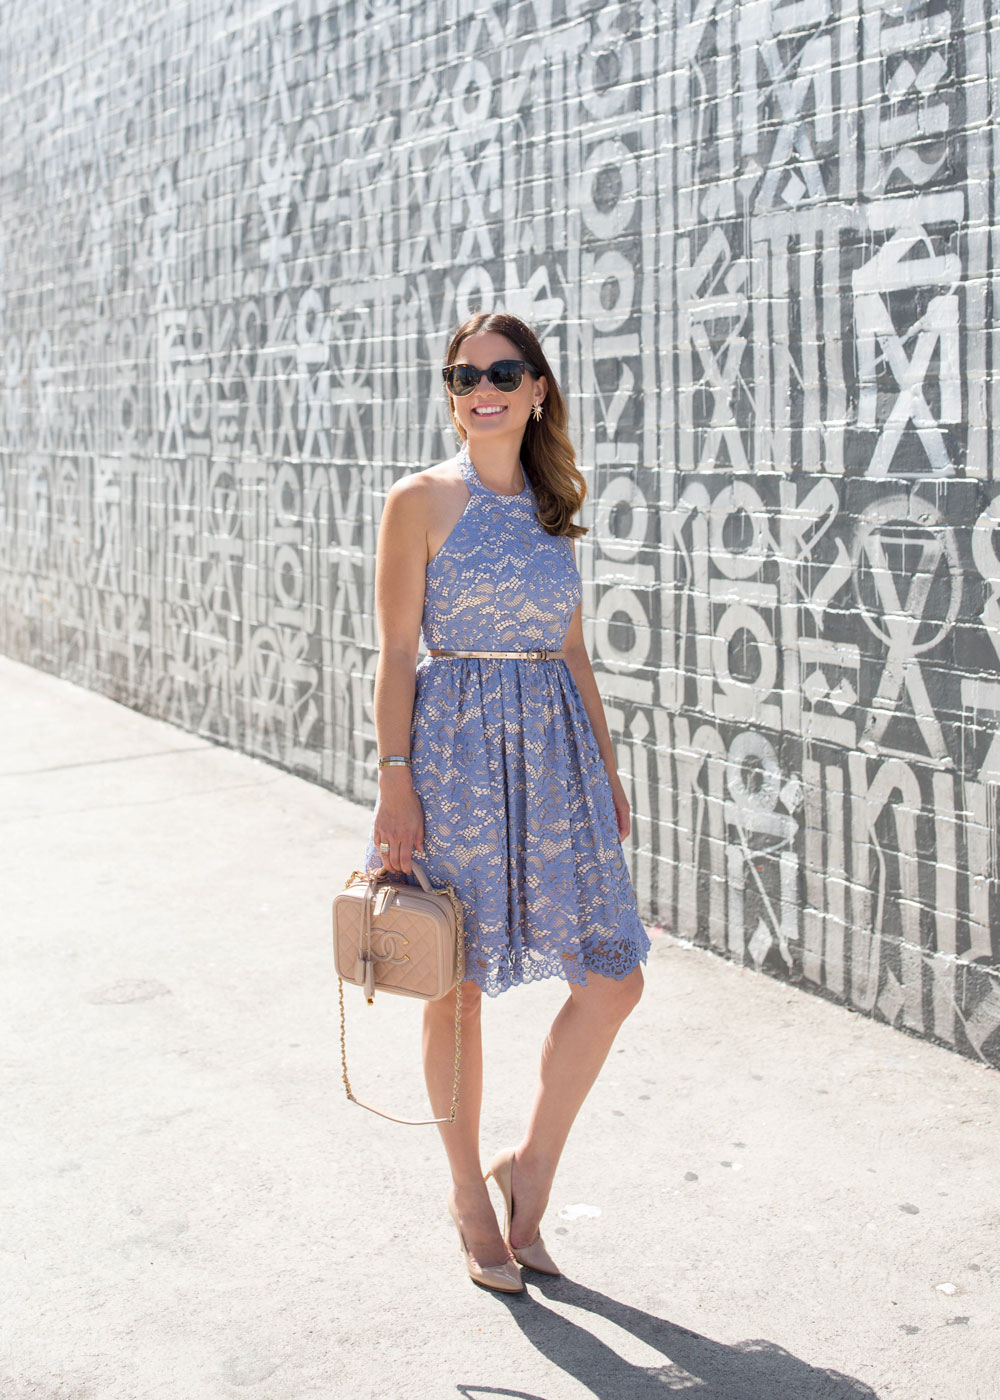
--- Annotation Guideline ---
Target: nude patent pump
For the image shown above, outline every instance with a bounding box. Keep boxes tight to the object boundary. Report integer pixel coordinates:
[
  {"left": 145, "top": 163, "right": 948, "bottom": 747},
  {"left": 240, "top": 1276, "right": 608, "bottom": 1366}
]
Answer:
[
  {"left": 485, "top": 1149, "right": 561, "bottom": 1277},
  {"left": 447, "top": 1196, "right": 524, "bottom": 1294}
]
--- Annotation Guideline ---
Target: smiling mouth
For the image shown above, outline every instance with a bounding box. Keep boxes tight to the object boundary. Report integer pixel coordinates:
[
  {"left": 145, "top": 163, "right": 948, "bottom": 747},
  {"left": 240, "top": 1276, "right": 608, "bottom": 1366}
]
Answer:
[{"left": 472, "top": 405, "right": 506, "bottom": 417}]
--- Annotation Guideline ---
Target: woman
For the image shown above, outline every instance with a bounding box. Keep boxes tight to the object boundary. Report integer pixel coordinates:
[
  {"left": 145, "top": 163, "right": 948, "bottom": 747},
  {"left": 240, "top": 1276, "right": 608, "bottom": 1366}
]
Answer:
[{"left": 366, "top": 311, "right": 649, "bottom": 1294}]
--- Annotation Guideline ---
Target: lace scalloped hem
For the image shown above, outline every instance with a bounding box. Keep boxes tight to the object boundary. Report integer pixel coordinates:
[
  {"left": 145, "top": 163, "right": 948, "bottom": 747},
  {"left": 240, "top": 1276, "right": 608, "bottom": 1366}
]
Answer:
[
  {"left": 362, "top": 845, "right": 649, "bottom": 999},
  {"left": 358, "top": 840, "right": 647, "bottom": 996},
  {"left": 465, "top": 929, "right": 651, "bottom": 999}
]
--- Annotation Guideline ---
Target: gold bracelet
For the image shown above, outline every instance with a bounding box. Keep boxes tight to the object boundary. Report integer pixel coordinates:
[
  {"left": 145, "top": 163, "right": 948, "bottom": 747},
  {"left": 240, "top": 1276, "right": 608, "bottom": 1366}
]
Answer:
[{"left": 377, "top": 754, "right": 411, "bottom": 768}]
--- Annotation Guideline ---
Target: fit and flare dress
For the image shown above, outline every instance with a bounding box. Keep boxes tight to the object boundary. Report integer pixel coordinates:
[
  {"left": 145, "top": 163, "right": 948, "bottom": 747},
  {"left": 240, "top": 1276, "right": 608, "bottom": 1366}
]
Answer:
[{"left": 365, "top": 442, "right": 650, "bottom": 997}]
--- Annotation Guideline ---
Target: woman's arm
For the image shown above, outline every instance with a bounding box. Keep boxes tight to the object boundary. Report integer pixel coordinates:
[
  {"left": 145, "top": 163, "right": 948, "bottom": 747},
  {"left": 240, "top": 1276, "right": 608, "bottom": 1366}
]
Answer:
[
  {"left": 560, "top": 562, "right": 631, "bottom": 841},
  {"left": 371, "top": 475, "right": 430, "bottom": 874}
]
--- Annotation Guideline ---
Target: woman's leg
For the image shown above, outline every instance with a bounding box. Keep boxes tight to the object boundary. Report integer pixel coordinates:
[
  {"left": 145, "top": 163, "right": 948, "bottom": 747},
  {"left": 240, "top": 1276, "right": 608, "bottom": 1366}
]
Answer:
[
  {"left": 504, "top": 965, "right": 644, "bottom": 1249},
  {"left": 423, "top": 979, "right": 509, "bottom": 1267}
]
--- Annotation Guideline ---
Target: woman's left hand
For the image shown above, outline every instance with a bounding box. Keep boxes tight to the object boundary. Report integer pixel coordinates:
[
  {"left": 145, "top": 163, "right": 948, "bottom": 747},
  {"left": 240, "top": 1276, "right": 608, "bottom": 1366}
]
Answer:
[{"left": 608, "top": 773, "right": 631, "bottom": 841}]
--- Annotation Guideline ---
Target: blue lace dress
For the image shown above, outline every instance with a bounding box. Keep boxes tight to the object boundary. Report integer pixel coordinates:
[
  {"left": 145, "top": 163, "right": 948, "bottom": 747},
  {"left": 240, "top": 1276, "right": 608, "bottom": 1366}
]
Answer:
[{"left": 365, "top": 443, "right": 650, "bottom": 997}]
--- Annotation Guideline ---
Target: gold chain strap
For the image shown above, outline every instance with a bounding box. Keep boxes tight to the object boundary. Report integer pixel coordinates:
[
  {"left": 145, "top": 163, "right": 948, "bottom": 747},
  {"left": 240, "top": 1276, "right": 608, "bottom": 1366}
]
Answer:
[{"left": 338, "top": 869, "right": 464, "bottom": 1125}]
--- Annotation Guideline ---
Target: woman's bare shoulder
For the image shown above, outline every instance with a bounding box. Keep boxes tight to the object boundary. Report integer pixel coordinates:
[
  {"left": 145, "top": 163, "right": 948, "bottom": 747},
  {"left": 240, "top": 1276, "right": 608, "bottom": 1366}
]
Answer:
[
  {"left": 414, "top": 458, "right": 465, "bottom": 489},
  {"left": 386, "top": 459, "right": 465, "bottom": 508}
]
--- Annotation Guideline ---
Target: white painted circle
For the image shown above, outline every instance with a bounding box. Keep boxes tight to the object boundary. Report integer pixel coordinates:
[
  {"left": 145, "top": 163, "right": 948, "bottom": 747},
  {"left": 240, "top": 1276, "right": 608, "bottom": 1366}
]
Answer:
[
  {"left": 452, "top": 60, "right": 493, "bottom": 127},
  {"left": 594, "top": 475, "right": 647, "bottom": 561},
  {"left": 594, "top": 585, "right": 651, "bottom": 667},
  {"left": 581, "top": 251, "right": 636, "bottom": 333},
  {"left": 726, "top": 730, "right": 781, "bottom": 814},
  {"left": 578, "top": 140, "right": 638, "bottom": 240},
  {"left": 709, "top": 483, "right": 768, "bottom": 578},
  {"left": 712, "top": 605, "right": 777, "bottom": 698},
  {"left": 455, "top": 265, "right": 495, "bottom": 324},
  {"left": 296, "top": 287, "right": 325, "bottom": 344},
  {"left": 274, "top": 544, "right": 303, "bottom": 609},
  {"left": 851, "top": 495, "right": 961, "bottom": 653},
  {"left": 972, "top": 496, "right": 1000, "bottom": 587},
  {"left": 579, "top": 30, "right": 634, "bottom": 119}
]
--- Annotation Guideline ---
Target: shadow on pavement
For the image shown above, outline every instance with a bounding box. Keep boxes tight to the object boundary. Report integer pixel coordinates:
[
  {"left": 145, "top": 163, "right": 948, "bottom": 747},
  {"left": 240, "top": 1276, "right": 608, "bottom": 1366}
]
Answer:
[{"left": 457, "top": 1274, "right": 882, "bottom": 1400}]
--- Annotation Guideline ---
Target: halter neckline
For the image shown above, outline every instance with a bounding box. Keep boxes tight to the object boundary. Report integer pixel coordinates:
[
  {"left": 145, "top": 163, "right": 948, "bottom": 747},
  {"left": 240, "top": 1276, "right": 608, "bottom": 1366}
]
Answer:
[{"left": 458, "top": 441, "right": 530, "bottom": 499}]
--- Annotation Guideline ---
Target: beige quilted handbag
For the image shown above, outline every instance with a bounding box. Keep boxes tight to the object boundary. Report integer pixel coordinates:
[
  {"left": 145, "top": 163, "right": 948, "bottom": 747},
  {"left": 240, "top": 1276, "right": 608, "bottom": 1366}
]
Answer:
[{"left": 333, "top": 860, "right": 465, "bottom": 1124}]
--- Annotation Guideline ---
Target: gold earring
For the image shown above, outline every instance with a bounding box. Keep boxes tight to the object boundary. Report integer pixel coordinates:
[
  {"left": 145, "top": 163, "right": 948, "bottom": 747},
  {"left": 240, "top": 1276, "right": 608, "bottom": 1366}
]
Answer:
[{"left": 531, "top": 402, "right": 544, "bottom": 422}]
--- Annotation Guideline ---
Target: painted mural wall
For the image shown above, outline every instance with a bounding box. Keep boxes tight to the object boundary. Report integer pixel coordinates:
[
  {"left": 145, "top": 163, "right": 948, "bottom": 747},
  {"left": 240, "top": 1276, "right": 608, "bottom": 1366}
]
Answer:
[{"left": 1, "top": 0, "right": 999, "bottom": 1066}]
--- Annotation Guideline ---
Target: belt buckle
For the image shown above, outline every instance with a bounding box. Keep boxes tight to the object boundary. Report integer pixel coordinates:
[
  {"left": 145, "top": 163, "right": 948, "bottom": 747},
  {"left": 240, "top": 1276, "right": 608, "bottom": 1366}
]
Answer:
[{"left": 526, "top": 648, "right": 548, "bottom": 661}]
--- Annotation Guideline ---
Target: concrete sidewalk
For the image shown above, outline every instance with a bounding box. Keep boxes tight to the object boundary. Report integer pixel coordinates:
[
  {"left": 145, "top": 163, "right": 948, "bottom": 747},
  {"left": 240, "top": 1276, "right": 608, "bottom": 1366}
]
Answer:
[{"left": 1, "top": 654, "right": 996, "bottom": 1400}]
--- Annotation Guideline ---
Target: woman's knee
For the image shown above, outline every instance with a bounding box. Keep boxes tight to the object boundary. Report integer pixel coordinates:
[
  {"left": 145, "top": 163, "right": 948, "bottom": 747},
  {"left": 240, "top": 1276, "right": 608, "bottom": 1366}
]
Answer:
[
  {"left": 614, "top": 967, "right": 644, "bottom": 1018},
  {"left": 572, "top": 966, "right": 644, "bottom": 1024},
  {"left": 619, "top": 968, "right": 641, "bottom": 1013}
]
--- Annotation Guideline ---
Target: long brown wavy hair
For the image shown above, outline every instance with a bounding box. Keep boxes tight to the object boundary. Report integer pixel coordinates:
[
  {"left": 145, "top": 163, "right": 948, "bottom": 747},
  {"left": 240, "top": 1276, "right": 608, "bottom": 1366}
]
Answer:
[{"left": 443, "top": 312, "right": 588, "bottom": 539}]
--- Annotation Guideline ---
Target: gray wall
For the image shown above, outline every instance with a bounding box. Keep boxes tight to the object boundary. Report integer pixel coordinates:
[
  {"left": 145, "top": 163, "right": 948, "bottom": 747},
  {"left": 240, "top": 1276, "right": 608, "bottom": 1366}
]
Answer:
[{"left": 2, "top": 0, "right": 999, "bottom": 1067}]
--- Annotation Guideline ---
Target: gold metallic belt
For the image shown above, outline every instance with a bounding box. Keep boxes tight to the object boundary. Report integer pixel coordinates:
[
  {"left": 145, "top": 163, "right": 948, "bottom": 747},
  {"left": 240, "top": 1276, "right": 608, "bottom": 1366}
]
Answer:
[{"left": 428, "top": 648, "right": 564, "bottom": 661}]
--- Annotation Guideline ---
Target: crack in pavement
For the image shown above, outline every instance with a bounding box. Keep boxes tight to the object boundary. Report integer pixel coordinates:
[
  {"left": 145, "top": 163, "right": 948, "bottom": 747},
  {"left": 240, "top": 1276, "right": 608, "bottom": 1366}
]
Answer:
[
  {"left": 0, "top": 775, "right": 283, "bottom": 822},
  {"left": 0, "top": 745, "right": 215, "bottom": 778}
]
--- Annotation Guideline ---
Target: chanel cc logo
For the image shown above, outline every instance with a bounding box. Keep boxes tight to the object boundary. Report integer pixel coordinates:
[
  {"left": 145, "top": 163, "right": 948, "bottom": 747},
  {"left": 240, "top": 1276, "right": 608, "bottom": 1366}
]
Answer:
[{"left": 370, "top": 930, "right": 409, "bottom": 966}]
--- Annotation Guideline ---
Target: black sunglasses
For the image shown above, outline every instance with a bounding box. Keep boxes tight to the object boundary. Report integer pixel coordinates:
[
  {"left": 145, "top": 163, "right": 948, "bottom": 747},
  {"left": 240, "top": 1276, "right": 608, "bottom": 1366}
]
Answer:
[{"left": 441, "top": 359, "right": 539, "bottom": 396}]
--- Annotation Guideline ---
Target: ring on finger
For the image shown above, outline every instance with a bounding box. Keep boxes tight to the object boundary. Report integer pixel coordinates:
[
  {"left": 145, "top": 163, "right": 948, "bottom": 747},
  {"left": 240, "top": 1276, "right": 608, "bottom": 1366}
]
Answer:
[{"left": 378, "top": 841, "right": 390, "bottom": 853}]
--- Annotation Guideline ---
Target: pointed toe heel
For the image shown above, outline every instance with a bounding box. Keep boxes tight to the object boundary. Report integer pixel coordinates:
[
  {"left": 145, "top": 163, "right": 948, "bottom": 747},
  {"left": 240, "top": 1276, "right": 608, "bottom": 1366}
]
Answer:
[
  {"left": 509, "top": 1232, "right": 560, "bottom": 1276},
  {"left": 448, "top": 1199, "right": 524, "bottom": 1294},
  {"left": 486, "top": 1149, "right": 562, "bottom": 1278}
]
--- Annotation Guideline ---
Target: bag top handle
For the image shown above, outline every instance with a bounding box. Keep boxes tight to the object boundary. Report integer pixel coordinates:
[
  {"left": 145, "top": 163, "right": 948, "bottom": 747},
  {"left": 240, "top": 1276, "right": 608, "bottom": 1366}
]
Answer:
[{"left": 371, "top": 858, "right": 433, "bottom": 894}]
